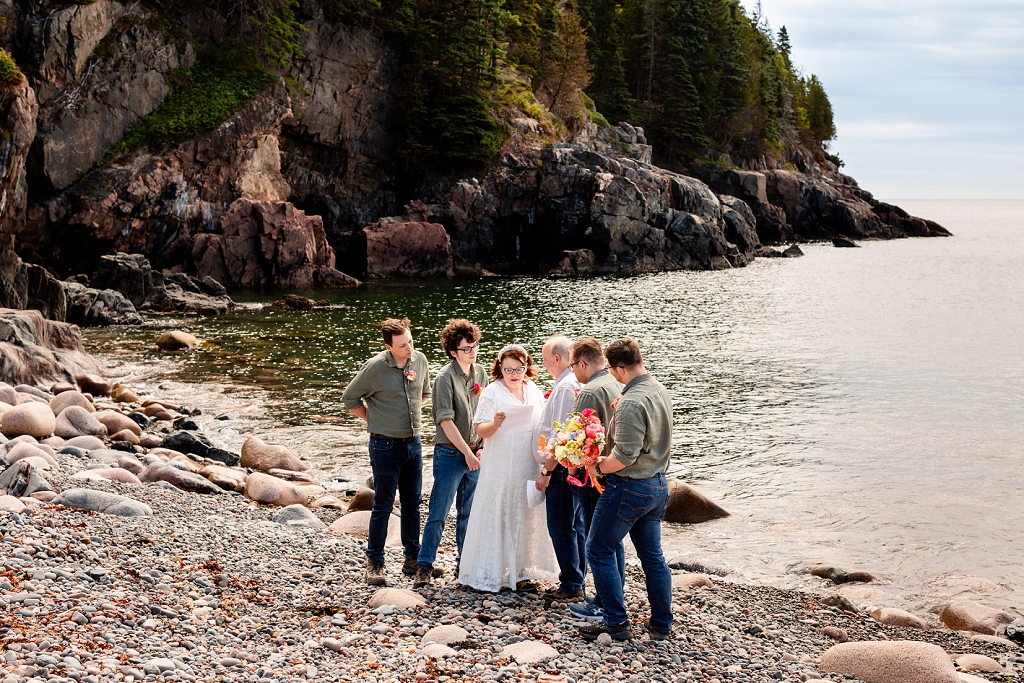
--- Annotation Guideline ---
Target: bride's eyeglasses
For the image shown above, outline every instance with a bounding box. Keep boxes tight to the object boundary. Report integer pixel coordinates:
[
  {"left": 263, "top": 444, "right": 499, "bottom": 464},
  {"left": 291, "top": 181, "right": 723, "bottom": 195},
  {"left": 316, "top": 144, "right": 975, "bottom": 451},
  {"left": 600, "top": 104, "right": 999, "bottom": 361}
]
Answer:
[{"left": 501, "top": 366, "right": 527, "bottom": 375}]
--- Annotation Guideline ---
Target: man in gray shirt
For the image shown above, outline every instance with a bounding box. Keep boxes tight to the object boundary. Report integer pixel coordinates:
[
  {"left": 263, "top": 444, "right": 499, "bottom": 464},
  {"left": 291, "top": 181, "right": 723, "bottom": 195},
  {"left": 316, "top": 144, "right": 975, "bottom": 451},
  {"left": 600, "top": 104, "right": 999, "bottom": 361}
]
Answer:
[
  {"left": 579, "top": 339, "right": 673, "bottom": 642},
  {"left": 342, "top": 318, "right": 430, "bottom": 586}
]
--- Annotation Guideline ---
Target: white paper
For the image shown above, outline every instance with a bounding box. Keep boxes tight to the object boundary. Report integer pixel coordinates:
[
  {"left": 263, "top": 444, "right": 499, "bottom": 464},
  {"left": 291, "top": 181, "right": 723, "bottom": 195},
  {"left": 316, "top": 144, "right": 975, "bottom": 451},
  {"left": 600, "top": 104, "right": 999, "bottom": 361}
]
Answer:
[
  {"left": 500, "top": 405, "right": 535, "bottom": 432},
  {"left": 526, "top": 480, "right": 546, "bottom": 508}
]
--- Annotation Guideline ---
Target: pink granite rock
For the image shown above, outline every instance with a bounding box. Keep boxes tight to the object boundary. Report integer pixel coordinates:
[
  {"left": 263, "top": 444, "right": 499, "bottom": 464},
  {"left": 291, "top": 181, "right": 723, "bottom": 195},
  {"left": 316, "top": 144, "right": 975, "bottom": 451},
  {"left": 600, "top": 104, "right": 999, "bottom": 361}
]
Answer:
[
  {"left": 820, "top": 641, "right": 960, "bottom": 683},
  {"left": 871, "top": 608, "right": 929, "bottom": 630},
  {"left": 940, "top": 601, "right": 1015, "bottom": 635}
]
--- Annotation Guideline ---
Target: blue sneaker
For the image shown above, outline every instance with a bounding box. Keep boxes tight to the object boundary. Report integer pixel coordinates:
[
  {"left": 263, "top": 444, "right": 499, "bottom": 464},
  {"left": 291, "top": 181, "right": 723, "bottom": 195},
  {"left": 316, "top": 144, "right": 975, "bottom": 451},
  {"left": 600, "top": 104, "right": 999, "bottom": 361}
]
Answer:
[{"left": 569, "top": 601, "right": 604, "bottom": 621}]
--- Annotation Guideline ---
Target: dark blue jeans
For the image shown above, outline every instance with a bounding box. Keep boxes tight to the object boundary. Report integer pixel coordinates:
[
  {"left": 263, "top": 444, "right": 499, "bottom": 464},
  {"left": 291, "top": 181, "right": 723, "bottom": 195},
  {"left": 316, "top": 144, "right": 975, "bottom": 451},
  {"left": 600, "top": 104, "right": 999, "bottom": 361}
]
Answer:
[
  {"left": 576, "top": 479, "right": 626, "bottom": 606},
  {"left": 418, "top": 443, "right": 480, "bottom": 567},
  {"left": 366, "top": 435, "right": 422, "bottom": 564},
  {"left": 585, "top": 472, "right": 672, "bottom": 632},
  {"left": 546, "top": 466, "right": 586, "bottom": 592}
]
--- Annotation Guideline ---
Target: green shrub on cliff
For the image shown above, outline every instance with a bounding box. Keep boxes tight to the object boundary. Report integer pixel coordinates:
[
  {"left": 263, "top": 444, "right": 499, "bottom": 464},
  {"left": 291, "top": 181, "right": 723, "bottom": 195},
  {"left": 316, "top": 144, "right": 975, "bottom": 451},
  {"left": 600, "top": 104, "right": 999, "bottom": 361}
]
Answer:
[
  {"left": 109, "top": 49, "right": 276, "bottom": 156},
  {"left": 0, "top": 49, "right": 23, "bottom": 88}
]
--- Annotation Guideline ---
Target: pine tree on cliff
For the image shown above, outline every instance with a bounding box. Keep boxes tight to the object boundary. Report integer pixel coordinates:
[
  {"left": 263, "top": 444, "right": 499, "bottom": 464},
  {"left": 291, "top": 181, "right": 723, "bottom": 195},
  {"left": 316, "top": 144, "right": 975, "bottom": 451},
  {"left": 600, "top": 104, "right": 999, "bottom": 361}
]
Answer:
[{"left": 576, "top": 0, "right": 635, "bottom": 123}]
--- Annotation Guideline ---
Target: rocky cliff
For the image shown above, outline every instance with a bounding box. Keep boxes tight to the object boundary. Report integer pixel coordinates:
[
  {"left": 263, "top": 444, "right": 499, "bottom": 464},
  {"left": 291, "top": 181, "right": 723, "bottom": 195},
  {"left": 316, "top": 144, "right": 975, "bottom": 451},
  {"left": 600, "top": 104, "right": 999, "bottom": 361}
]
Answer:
[{"left": 0, "top": 0, "right": 947, "bottom": 305}]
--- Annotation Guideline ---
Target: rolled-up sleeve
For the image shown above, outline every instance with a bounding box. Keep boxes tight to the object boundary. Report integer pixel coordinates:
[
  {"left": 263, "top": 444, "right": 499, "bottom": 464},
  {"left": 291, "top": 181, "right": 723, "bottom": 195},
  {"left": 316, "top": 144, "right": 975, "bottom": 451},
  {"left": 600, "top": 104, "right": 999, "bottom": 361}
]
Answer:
[
  {"left": 610, "top": 402, "right": 645, "bottom": 468},
  {"left": 421, "top": 357, "right": 431, "bottom": 399},
  {"left": 342, "top": 361, "right": 374, "bottom": 409},
  {"left": 432, "top": 373, "right": 455, "bottom": 424}
]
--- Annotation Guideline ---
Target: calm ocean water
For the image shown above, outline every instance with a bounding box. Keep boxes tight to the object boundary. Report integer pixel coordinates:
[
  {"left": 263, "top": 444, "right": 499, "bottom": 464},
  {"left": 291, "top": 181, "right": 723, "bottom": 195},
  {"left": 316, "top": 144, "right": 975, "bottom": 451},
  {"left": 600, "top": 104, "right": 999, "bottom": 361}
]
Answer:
[{"left": 86, "top": 199, "right": 1024, "bottom": 617}]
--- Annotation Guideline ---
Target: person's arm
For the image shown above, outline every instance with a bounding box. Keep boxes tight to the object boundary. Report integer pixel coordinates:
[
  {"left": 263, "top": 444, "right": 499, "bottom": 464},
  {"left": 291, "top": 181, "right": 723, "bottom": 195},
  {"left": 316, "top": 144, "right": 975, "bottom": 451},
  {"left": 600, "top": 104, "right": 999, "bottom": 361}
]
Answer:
[
  {"left": 603, "top": 402, "right": 645, "bottom": 471},
  {"left": 341, "top": 361, "right": 375, "bottom": 421},
  {"left": 350, "top": 405, "right": 367, "bottom": 422},
  {"left": 440, "top": 419, "right": 480, "bottom": 470},
  {"left": 421, "top": 356, "right": 431, "bottom": 403},
  {"left": 475, "top": 412, "right": 505, "bottom": 439}
]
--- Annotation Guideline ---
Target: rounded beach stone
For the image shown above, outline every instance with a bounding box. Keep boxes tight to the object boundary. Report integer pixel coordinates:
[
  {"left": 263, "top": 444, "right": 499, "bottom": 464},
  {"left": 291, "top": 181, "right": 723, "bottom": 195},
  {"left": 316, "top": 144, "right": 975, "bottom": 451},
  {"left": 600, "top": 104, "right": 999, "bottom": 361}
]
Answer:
[
  {"left": 71, "top": 468, "right": 143, "bottom": 486},
  {"left": 940, "top": 601, "right": 1015, "bottom": 635},
  {"left": 955, "top": 654, "right": 1004, "bottom": 673},
  {"left": 664, "top": 479, "right": 730, "bottom": 523},
  {"left": 31, "top": 490, "right": 57, "bottom": 502},
  {"left": 501, "top": 641, "right": 559, "bottom": 663},
  {"left": 110, "top": 428, "right": 141, "bottom": 445},
  {"left": 139, "top": 433, "right": 163, "bottom": 448},
  {"left": 272, "top": 504, "right": 327, "bottom": 531},
  {"left": 157, "top": 330, "right": 200, "bottom": 350},
  {"left": 50, "top": 390, "right": 95, "bottom": 416},
  {"left": 329, "top": 510, "right": 402, "bottom": 546},
  {"left": 52, "top": 488, "right": 153, "bottom": 517},
  {"left": 969, "top": 633, "right": 1017, "bottom": 646},
  {"left": 347, "top": 486, "right": 375, "bottom": 512},
  {"left": 310, "top": 495, "right": 345, "bottom": 509},
  {"left": 871, "top": 607, "right": 928, "bottom": 629},
  {"left": 0, "top": 384, "right": 17, "bottom": 404},
  {"left": 244, "top": 472, "right": 308, "bottom": 506},
  {"left": 422, "top": 644, "right": 457, "bottom": 658},
  {"left": 63, "top": 434, "right": 105, "bottom": 450},
  {"left": 6, "top": 441, "right": 58, "bottom": 468},
  {"left": 140, "top": 463, "right": 224, "bottom": 494},
  {"left": 672, "top": 573, "right": 713, "bottom": 589},
  {"left": 368, "top": 588, "right": 427, "bottom": 609},
  {"left": 93, "top": 410, "right": 142, "bottom": 436},
  {"left": 110, "top": 385, "right": 139, "bottom": 403},
  {"left": 55, "top": 406, "right": 108, "bottom": 439},
  {"left": 17, "top": 455, "right": 52, "bottom": 470},
  {"left": 40, "top": 435, "right": 64, "bottom": 448},
  {"left": 117, "top": 454, "right": 146, "bottom": 475},
  {"left": 820, "top": 641, "right": 960, "bottom": 683},
  {"left": 958, "top": 674, "right": 991, "bottom": 683},
  {"left": 821, "top": 626, "right": 848, "bottom": 642},
  {"left": 421, "top": 625, "right": 468, "bottom": 645},
  {"left": 1, "top": 402, "right": 57, "bottom": 438},
  {"left": 51, "top": 382, "right": 75, "bottom": 394},
  {"left": 0, "top": 494, "right": 26, "bottom": 513},
  {"left": 241, "top": 435, "right": 309, "bottom": 472},
  {"left": 76, "top": 374, "right": 112, "bottom": 397},
  {"left": 201, "top": 465, "right": 247, "bottom": 492}
]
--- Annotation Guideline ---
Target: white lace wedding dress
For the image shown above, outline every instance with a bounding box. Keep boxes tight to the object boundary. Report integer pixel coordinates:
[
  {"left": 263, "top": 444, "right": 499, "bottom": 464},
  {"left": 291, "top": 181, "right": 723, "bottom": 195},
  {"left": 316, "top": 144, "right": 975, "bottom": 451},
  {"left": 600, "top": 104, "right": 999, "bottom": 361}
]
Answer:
[{"left": 457, "top": 380, "right": 558, "bottom": 592}]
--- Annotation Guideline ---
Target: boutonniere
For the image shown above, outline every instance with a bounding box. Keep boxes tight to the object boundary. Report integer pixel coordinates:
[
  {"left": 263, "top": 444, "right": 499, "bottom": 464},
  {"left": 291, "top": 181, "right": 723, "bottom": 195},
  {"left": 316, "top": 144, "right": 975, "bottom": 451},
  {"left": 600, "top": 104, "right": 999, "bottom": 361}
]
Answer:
[
  {"left": 543, "top": 388, "right": 552, "bottom": 400},
  {"left": 573, "top": 388, "right": 580, "bottom": 397},
  {"left": 472, "top": 382, "right": 481, "bottom": 395},
  {"left": 404, "top": 369, "right": 417, "bottom": 382},
  {"left": 611, "top": 397, "right": 620, "bottom": 410}
]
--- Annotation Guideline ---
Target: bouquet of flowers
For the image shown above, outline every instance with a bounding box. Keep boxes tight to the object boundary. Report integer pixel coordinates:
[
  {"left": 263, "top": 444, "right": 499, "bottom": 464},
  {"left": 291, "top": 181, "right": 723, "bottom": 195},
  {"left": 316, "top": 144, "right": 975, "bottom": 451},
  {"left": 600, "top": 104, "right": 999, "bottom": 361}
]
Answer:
[{"left": 538, "top": 408, "right": 606, "bottom": 492}]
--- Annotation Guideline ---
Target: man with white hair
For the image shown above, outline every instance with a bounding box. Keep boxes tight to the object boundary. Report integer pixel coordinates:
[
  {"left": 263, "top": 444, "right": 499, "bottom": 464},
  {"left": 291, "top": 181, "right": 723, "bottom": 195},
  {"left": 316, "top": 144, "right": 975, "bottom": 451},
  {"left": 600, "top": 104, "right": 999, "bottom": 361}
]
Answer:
[{"left": 532, "top": 334, "right": 585, "bottom": 601}]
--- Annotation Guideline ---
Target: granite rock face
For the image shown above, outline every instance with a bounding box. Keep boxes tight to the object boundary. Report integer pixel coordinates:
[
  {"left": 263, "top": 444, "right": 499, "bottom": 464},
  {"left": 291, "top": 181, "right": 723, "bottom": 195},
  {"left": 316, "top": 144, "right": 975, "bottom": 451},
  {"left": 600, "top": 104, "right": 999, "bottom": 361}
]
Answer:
[
  {"left": 359, "top": 220, "right": 454, "bottom": 279},
  {"left": 88, "top": 253, "right": 233, "bottom": 316},
  {"left": 0, "top": 308, "right": 101, "bottom": 386},
  {"left": 62, "top": 281, "right": 142, "bottom": 327}
]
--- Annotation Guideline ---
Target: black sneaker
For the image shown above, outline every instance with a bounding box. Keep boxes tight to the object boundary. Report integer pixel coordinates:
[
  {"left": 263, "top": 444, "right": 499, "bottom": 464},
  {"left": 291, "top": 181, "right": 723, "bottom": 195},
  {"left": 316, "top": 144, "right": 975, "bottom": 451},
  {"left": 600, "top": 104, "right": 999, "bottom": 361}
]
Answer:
[
  {"left": 401, "top": 556, "right": 419, "bottom": 576},
  {"left": 413, "top": 565, "right": 433, "bottom": 588},
  {"left": 579, "top": 621, "right": 632, "bottom": 641},
  {"left": 643, "top": 622, "right": 672, "bottom": 641},
  {"left": 365, "top": 558, "right": 387, "bottom": 586}
]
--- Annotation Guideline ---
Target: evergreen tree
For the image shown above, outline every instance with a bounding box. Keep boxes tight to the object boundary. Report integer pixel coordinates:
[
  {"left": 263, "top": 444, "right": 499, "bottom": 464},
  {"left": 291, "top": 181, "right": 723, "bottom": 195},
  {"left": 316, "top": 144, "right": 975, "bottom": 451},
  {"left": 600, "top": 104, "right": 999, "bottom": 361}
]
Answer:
[{"left": 804, "top": 74, "right": 836, "bottom": 145}]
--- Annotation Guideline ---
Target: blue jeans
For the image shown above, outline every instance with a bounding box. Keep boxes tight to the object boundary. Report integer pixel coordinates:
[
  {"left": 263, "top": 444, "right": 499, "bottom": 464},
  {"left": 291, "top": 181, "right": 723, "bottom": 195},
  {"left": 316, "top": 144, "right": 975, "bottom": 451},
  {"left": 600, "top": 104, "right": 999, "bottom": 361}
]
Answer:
[
  {"left": 576, "top": 480, "right": 625, "bottom": 606},
  {"left": 418, "top": 444, "right": 480, "bottom": 567},
  {"left": 546, "top": 467, "right": 586, "bottom": 592},
  {"left": 366, "top": 435, "right": 422, "bottom": 564},
  {"left": 585, "top": 473, "right": 672, "bottom": 632}
]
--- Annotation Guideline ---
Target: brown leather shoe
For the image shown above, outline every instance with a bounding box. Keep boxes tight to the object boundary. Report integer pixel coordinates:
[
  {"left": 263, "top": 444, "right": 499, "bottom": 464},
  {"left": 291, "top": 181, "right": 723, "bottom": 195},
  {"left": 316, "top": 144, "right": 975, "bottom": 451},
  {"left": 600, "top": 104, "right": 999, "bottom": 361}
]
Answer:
[
  {"left": 365, "top": 558, "right": 387, "bottom": 586},
  {"left": 543, "top": 587, "right": 585, "bottom": 602},
  {"left": 413, "top": 565, "right": 433, "bottom": 588},
  {"left": 401, "top": 555, "right": 419, "bottom": 576}
]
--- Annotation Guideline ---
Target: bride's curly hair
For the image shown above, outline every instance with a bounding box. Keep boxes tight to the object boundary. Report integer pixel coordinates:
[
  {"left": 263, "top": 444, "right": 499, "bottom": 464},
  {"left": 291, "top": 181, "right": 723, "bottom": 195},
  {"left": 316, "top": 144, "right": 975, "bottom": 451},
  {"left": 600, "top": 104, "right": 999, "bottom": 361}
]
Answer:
[{"left": 490, "top": 344, "right": 539, "bottom": 381}]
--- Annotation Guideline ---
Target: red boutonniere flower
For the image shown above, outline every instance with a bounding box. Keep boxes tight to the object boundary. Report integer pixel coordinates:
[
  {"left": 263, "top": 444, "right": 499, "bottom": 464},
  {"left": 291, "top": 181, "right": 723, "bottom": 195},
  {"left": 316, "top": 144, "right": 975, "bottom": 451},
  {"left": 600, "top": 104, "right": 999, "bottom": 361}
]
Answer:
[
  {"left": 472, "top": 382, "right": 482, "bottom": 395},
  {"left": 611, "top": 397, "right": 621, "bottom": 410},
  {"left": 543, "top": 388, "right": 552, "bottom": 400},
  {"left": 404, "top": 369, "right": 417, "bottom": 382},
  {"left": 573, "top": 388, "right": 580, "bottom": 397}
]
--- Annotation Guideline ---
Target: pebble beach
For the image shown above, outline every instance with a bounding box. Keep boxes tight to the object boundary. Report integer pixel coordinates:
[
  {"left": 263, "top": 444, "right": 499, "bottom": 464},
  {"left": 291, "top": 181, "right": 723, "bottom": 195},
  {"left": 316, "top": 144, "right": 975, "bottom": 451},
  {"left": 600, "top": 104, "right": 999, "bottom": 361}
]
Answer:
[{"left": 1, "top": 377, "right": 1023, "bottom": 683}]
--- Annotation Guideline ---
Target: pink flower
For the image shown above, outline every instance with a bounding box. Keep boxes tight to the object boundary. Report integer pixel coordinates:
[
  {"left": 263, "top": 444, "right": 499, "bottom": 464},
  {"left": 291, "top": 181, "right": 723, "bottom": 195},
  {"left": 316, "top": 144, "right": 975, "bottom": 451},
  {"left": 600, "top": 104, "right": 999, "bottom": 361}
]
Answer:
[
  {"left": 404, "top": 369, "right": 417, "bottom": 382},
  {"left": 584, "top": 424, "right": 602, "bottom": 440},
  {"left": 611, "top": 397, "right": 621, "bottom": 410},
  {"left": 472, "top": 382, "right": 482, "bottom": 395}
]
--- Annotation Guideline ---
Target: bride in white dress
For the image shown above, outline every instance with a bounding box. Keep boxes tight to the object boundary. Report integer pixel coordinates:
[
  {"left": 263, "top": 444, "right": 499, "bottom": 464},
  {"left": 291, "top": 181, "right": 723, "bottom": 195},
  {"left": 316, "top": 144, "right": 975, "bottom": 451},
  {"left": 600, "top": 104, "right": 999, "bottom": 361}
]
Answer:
[{"left": 458, "top": 344, "right": 558, "bottom": 592}]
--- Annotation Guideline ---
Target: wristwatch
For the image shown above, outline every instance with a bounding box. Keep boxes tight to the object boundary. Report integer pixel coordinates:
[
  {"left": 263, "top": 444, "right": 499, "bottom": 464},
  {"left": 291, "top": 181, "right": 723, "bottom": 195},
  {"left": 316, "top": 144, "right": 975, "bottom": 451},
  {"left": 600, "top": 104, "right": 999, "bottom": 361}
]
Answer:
[{"left": 540, "top": 467, "right": 553, "bottom": 477}]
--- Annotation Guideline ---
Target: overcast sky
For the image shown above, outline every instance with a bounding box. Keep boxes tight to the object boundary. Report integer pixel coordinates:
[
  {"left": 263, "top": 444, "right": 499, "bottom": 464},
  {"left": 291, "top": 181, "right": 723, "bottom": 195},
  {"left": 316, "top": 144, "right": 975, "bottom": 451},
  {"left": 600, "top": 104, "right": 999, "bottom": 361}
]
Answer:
[{"left": 740, "top": 0, "right": 1024, "bottom": 199}]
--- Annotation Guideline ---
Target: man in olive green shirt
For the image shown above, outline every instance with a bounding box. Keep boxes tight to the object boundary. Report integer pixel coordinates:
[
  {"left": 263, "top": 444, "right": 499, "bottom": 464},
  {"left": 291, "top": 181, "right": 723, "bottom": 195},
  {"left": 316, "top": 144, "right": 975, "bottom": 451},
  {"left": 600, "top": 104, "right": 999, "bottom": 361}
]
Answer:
[
  {"left": 415, "top": 319, "right": 489, "bottom": 587},
  {"left": 580, "top": 339, "right": 673, "bottom": 642},
  {"left": 342, "top": 318, "right": 430, "bottom": 586}
]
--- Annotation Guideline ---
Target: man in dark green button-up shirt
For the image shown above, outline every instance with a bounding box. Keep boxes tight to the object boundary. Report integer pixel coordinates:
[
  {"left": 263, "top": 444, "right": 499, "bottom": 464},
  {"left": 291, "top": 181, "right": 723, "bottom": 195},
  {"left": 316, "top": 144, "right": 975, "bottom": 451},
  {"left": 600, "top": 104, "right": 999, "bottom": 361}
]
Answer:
[
  {"left": 414, "top": 319, "right": 489, "bottom": 587},
  {"left": 342, "top": 318, "right": 430, "bottom": 586}
]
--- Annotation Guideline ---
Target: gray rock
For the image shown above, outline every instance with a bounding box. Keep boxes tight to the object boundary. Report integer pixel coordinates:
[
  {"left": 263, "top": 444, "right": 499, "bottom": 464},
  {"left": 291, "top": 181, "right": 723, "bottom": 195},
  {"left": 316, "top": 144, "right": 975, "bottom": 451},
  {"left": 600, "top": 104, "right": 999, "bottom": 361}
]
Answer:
[
  {"left": 62, "top": 282, "right": 143, "bottom": 327},
  {"left": 63, "top": 435, "right": 105, "bottom": 450},
  {"left": 87, "top": 449, "right": 123, "bottom": 464},
  {"left": 51, "top": 488, "right": 153, "bottom": 517},
  {"left": 0, "top": 460, "right": 52, "bottom": 496},
  {"left": 55, "top": 406, "right": 108, "bottom": 439},
  {"left": 139, "top": 463, "right": 223, "bottom": 494},
  {"left": 272, "top": 504, "right": 327, "bottom": 531}
]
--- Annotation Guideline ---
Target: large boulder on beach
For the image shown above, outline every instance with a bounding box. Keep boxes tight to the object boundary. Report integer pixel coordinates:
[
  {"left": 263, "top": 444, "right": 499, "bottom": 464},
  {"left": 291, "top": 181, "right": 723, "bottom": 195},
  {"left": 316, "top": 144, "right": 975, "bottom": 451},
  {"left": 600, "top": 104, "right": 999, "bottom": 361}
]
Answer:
[
  {"left": 71, "top": 468, "right": 143, "bottom": 486},
  {"left": 50, "top": 390, "right": 95, "bottom": 416},
  {"left": 329, "top": 510, "right": 402, "bottom": 546},
  {"left": 347, "top": 486, "right": 375, "bottom": 512},
  {"left": 871, "top": 608, "right": 928, "bottom": 630},
  {"left": 244, "top": 472, "right": 308, "bottom": 506},
  {"left": 159, "top": 430, "right": 215, "bottom": 457},
  {"left": 956, "top": 654, "right": 1005, "bottom": 673},
  {"left": 55, "top": 406, "right": 108, "bottom": 438},
  {"left": 63, "top": 435, "right": 105, "bottom": 451},
  {"left": 200, "top": 465, "right": 246, "bottom": 492},
  {"left": 0, "top": 460, "right": 51, "bottom": 496},
  {"left": 6, "top": 441, "right": 58, "bottom": 468},
  {"left": 93, "top": 410, "right": 142, "bottom": 436},
  {"left": 1, "top": 402, "right": 56, "bottom": 437},
  {"left": 156, "top": 331, "right": 200, "bottom": 351},
  {"left": 76, "top": 374, "right": 112, "bottom": 397},
  {"left": 272, "top": 504, "right": 328, "bottom": 531},
  {"left": 0, "top": 384, "right": 17, "bottom": 405},
  {"left": 664, "top": 479, "right": 730, "bottom": 524},
  {"left": 820, "top": 641, "right": 959, "bottom": 683},
  {"left": 805, "top": 564, "right": 877, "bottom": 584},
  {"left": 0, "top": 310, "right": 101, "bottom": 386},
  {"left": 140, "top": 463, "right": 223, "bottom": 494},
  {"left": 240, "top": 435, "right": 308, "bottom": 472},
  {"left": 939, "top": 601, "right": 1015, "bottom": 635},
  {"left": 52, "top": 488, "right": 153, "bottom": 517}
]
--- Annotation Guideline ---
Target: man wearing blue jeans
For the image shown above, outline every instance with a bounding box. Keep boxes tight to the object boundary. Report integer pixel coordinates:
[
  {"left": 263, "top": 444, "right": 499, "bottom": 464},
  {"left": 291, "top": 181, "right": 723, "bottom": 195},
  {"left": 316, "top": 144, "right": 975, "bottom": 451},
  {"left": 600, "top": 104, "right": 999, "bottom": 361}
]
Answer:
[
  {"left": 415, "top": 319, "right": 489, "bottom": 587},
  {"left": 579, "top": 339, "right": 673, "bottom": 642},
  {"left": 532, "top": 335, "right": 584, "bottom": 601},
  {"left": 342, "top": 318, "right": 431, "bottom": 586}
]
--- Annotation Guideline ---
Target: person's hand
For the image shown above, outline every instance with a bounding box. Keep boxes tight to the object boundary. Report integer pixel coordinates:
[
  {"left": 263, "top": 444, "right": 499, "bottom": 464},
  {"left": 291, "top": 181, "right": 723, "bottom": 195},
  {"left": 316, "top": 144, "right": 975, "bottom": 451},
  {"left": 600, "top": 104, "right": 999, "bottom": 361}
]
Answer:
[
  {"left": 493, "top": 411, "right": 506, "bottom": 428},
  {"left": 465, "top": 450, "right": 481, "bottom": 471},
  {"left": 586, "top": 462, "right": 600, "bottom": 480},
  {"left": 535, "top": 475, "right": 550, "bottom": 491}
]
